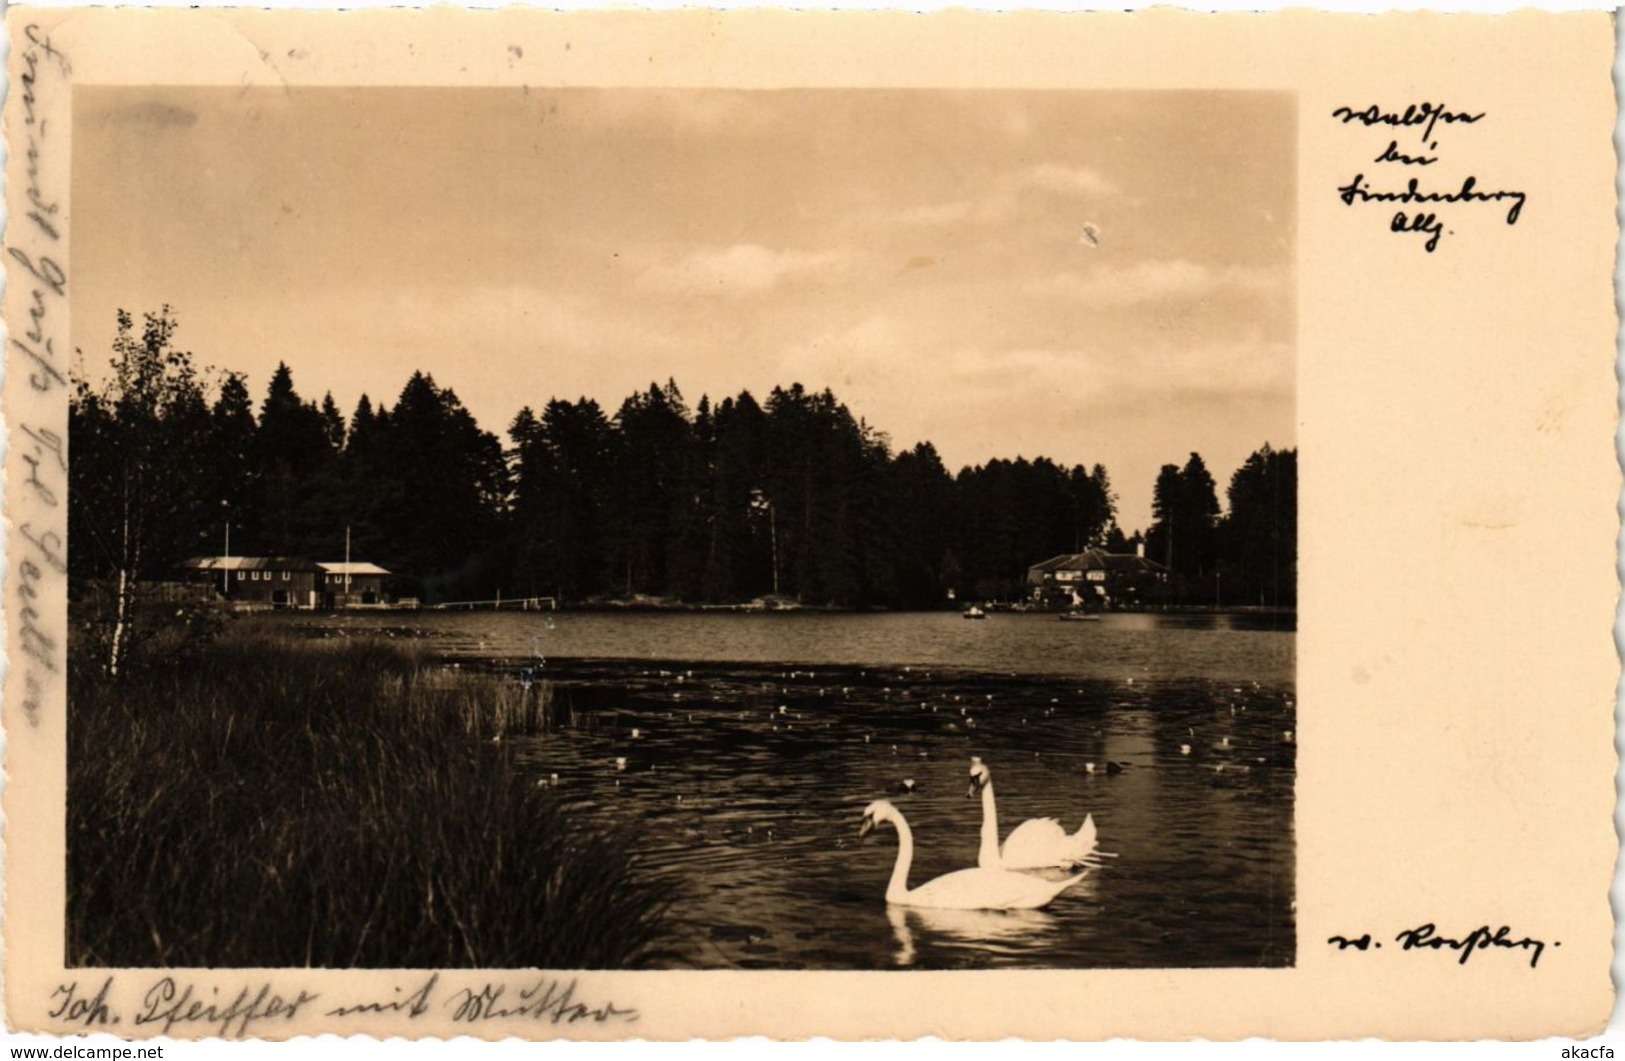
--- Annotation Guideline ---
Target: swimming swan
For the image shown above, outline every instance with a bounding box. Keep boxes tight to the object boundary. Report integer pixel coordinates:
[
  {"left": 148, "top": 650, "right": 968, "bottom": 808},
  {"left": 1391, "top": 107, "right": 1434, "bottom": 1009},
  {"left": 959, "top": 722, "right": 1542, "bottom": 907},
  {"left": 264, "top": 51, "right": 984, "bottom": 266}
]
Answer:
[
  {"left": 968, "top": 757, "right": 1099, "bottom": 870},
  {"left": 860, "top": 800, "right": 1086, "bottom": 910}
]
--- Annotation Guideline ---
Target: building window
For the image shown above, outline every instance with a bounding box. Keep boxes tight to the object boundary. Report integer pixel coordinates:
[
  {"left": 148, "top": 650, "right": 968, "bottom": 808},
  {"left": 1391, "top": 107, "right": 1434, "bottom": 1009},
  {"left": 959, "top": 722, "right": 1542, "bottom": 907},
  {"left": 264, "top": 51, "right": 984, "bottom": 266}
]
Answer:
[{"left": 283, "top": 571, "right": 291, "bottom": 581}]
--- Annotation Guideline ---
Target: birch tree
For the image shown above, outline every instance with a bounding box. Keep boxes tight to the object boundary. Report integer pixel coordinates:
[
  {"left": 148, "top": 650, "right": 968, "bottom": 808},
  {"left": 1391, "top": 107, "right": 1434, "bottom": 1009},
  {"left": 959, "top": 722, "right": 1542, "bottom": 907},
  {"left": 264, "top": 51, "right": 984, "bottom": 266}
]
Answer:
[{"left": 70, "top": 307, "right": 210, "bottom": 677}]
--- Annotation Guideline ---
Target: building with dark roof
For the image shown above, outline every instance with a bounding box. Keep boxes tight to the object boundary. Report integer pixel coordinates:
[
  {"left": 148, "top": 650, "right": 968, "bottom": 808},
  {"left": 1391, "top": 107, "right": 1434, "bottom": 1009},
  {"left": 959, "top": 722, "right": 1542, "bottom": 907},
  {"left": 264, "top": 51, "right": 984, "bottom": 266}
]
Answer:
[
  {"left": 319, "top": 561, "right": 391, "bottom": 607},
  {"left": 1025, "top": 548, "right": 1169, "bottom": 610},
  {"left": 181, "top": 556, "right": 394, "bottom": 609},
  {"left": 182, "top": 556, "right": 327, "bottom": 609}
]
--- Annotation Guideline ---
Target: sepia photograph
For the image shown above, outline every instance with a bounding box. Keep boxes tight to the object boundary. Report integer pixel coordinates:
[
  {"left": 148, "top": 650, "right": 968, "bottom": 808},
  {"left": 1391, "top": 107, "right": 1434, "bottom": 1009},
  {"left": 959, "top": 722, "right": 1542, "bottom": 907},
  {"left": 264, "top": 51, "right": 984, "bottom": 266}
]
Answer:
[
  {"left": 65, "top": 86, "right": 1296, "bottom": 972},
  {"left": 6, "top": 6, "right": 1615, "bottom": 1042}
]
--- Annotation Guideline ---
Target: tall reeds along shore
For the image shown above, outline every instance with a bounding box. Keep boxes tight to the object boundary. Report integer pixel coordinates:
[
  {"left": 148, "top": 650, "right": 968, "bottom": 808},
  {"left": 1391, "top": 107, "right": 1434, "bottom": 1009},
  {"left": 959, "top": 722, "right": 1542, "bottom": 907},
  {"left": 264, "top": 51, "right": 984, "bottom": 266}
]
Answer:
[{"left": 68, "top": 619, "right": 673, "bottom": 968}]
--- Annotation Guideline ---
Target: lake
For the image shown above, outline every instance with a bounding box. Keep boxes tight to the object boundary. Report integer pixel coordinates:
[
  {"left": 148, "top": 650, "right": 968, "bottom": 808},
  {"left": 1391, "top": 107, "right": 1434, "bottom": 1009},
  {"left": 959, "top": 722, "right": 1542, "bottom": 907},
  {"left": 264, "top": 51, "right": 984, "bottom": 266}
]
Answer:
[{"left": 305, "top": 609, "right": 1295, "bottom": 970}]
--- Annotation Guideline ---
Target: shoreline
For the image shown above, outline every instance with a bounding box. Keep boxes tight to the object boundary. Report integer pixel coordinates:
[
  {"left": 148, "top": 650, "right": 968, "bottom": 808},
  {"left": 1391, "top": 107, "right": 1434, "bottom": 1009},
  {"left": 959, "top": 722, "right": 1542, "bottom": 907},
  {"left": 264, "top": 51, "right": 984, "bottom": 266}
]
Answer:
[{"left": 240, "top": 599, "right": 1299, "bottom": 618}]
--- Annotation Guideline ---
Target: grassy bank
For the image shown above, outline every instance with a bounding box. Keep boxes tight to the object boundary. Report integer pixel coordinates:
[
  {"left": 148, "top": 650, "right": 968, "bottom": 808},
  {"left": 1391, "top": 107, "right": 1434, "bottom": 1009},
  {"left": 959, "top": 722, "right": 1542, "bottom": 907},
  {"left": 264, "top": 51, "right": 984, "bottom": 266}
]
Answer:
[{"left": 68, "top": 618, "right": 673, "bottom": 968}]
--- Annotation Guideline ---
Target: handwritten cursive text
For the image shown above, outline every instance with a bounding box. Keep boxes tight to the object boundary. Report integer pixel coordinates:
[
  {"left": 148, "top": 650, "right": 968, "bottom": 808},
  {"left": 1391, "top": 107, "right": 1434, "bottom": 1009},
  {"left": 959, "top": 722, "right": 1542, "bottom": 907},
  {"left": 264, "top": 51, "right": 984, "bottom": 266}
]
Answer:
[
  {"left": 9, "top": 25, "right": 72, "bottom": 729},
  {"left": 1328, "top": 923, "right": 1554, "bottom": 968},
  {"left": 1395, "top": 922, "right": 1552, "bottom": 969},
  {"left": 134, "top": 978, "right": 320, "bottom": 1038},
  {"left": 1333, "top": 102, "right": 1484, "bottom": 144},
  {"left": 326, "top": 974, "right": 437, "bottom": 1019},
  {"left": 48, "top": 978, "right": 119, "bottom": 1029},
  {"left": 446, "top": 977, "right": 638, "bottom": 1025},
  {"left": 1332, "top": 102, "right": 1525, "bottom": 253}
]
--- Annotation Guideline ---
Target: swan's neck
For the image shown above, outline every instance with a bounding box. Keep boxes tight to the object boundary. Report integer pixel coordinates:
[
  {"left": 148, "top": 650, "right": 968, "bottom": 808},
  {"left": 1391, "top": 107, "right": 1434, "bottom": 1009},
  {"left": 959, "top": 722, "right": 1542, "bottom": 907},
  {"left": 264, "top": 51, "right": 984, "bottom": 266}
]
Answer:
[
  {"left": 886, "top": 815, "right": 915, "bottom": 903},
  {"left": 977, "top": 780, "right": 1002, "bottom": 868}
]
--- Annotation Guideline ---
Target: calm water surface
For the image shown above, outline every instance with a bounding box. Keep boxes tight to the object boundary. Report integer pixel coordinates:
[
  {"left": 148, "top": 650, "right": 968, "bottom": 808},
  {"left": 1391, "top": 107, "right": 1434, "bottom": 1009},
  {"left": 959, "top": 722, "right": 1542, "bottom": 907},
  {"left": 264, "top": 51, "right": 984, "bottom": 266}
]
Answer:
[{"left": 311, "top": 610, "right": 1295, "bottom": 970}]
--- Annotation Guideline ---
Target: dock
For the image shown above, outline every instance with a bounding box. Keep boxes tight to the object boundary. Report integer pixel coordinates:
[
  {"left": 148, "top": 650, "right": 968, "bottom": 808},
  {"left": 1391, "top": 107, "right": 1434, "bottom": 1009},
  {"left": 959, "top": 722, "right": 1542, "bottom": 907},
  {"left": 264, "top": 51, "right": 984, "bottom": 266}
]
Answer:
[{"left": 431, "top": 596, "right": 557, "bottom": 612}]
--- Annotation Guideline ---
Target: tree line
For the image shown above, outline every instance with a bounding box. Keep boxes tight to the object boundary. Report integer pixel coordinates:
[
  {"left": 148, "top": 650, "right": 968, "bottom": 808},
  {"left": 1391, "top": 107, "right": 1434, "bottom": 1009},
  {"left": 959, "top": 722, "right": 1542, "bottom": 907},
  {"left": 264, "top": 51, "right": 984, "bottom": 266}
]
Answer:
[
  {"left": 70, "top": 307, "right": 1296, "bottom": 619},
  {"left": 1145, "top": 448, "right": 1298, "bottom": 609}
]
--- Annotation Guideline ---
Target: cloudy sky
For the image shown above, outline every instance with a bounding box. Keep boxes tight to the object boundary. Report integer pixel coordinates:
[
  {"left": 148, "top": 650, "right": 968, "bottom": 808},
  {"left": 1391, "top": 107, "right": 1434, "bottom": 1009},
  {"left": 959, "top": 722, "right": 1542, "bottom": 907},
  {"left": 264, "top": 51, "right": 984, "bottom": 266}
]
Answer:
[{"left": 74, "top": 87, "right": 1294, "bottom": 531}]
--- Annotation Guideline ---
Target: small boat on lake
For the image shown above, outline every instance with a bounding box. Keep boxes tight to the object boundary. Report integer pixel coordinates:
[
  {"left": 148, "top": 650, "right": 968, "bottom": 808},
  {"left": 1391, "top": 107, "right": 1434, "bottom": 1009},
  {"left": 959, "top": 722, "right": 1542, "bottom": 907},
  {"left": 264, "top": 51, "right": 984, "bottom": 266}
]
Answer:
[
  {"left": 963, "top": 606, "right": 988, "bottom": 620},
  {"left": 1058, "top": 611, "right": 1101, "bottom": 622}
]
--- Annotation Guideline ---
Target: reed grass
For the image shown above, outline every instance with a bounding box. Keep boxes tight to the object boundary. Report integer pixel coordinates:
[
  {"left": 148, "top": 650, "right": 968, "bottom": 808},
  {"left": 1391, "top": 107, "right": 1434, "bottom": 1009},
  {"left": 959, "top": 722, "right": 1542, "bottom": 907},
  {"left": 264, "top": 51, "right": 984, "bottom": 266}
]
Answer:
[{"left": 67, "top": 619, "right": 674, "bottom": 968}]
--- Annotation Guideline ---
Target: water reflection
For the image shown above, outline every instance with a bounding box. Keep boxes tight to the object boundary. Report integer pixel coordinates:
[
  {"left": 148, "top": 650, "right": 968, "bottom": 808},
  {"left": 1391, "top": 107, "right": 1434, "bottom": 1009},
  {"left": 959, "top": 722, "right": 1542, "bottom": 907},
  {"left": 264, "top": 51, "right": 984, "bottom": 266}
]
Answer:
[{"left": 887, "top": 904, "right": 1061, "bottom": 968}]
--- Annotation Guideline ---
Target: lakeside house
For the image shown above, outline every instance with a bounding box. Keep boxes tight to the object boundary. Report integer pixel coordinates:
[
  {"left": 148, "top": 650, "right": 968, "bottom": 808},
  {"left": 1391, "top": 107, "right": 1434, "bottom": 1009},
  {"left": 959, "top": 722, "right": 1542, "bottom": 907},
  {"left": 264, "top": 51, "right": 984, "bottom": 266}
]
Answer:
[
  {"left": 181, "top": 556, "right": 394, "bottom": 610},
  {"left": 320, "top": 561, "right": 391, "bottom": 607},
  {"left": 1025, "top": 547, "right": 1169, "bottom": 611}
]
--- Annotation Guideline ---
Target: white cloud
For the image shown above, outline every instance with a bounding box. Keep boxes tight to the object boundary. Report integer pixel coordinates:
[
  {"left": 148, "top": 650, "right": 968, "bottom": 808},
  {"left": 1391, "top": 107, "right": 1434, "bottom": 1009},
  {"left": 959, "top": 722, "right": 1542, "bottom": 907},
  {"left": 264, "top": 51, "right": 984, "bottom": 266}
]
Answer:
[
  {"left": 579, "top": 91, "right": 781, "bottom": 138},
  {"left": 925, "top": 336, "right": 1289, "bottom": 409},
  {"left": 782, "top": 308, "right": 1288, "bottom": 433},
  {"left": 999, "top": 103, "right": 1035, "bottom": 142},
  {"left": 1029, "top": 260, "right": 1288, "bottom": 307},
  {"left": 1125, "top": 335, "right": 1294, "bottom": 395},
  {"left": 637, "top": 243, "right": 845, "bottom": 295},
  {"left": 1018, "top": 163, "right": 1119, "bottom": 198},
  {"left": 765, "top": 326, "right": 1290, "bottom": 531},
  {"left": 881, "top": 162, "right": 1119, "bottom": 231},
  {"left": 892, "top": 201, "right": 974, "bottom": 226}
]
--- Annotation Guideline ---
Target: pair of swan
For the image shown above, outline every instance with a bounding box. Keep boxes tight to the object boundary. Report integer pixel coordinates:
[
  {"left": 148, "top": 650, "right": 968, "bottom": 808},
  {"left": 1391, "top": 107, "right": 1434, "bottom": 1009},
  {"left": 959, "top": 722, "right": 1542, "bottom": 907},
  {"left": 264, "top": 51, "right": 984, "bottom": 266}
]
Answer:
[
  {"left": 860, "top": 758, "right": 1100, "bottom": 910},
  {"left": 861, "top": 800, "right": 1087, "bottom": 910}
]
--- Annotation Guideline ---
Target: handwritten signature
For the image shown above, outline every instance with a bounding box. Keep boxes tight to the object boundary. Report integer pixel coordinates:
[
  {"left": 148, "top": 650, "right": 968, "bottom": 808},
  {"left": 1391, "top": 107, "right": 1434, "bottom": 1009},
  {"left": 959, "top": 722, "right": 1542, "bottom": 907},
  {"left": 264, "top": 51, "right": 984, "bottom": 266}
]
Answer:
[{"left": 1328, "top": 923, "right": 1554, "bottom": 968}]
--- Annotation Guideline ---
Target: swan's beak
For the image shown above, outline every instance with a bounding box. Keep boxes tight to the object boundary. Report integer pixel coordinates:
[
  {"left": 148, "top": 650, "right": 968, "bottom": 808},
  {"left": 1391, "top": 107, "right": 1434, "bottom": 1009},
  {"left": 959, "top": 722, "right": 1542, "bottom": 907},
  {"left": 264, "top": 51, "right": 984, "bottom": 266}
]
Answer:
[
  {"left": 966, "top": 776, "right": 984, "bottom": 798},
  {"left": 859, "top": 816, "right": 875, "bottom": 838}
]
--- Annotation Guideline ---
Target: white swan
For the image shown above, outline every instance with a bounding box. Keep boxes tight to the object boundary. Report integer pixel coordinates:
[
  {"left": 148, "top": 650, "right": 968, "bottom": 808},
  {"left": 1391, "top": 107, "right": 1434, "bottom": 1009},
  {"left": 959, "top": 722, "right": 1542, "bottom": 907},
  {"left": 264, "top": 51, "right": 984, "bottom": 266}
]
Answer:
[
  {"left": 860, "top": 800, "right": 1086, "bottom": 910},
  {"left": 968, "top": 757, "right": 1099, "bottom": 870}
]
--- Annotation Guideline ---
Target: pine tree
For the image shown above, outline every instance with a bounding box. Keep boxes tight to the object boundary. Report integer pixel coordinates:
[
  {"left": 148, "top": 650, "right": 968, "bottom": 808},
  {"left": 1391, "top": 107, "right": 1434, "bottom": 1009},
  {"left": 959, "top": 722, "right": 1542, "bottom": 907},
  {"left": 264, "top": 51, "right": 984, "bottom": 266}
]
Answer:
[{"left": 1219, "top": 444, "right": 1297, "bottom": 607}]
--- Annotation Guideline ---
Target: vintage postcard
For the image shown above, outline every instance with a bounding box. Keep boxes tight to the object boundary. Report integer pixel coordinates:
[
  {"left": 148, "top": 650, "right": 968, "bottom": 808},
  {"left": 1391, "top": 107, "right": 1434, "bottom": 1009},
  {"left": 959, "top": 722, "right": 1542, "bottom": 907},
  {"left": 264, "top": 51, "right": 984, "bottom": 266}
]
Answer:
[{"left": 2, "top": 6, "right": 1616, "bottom": 1042}]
